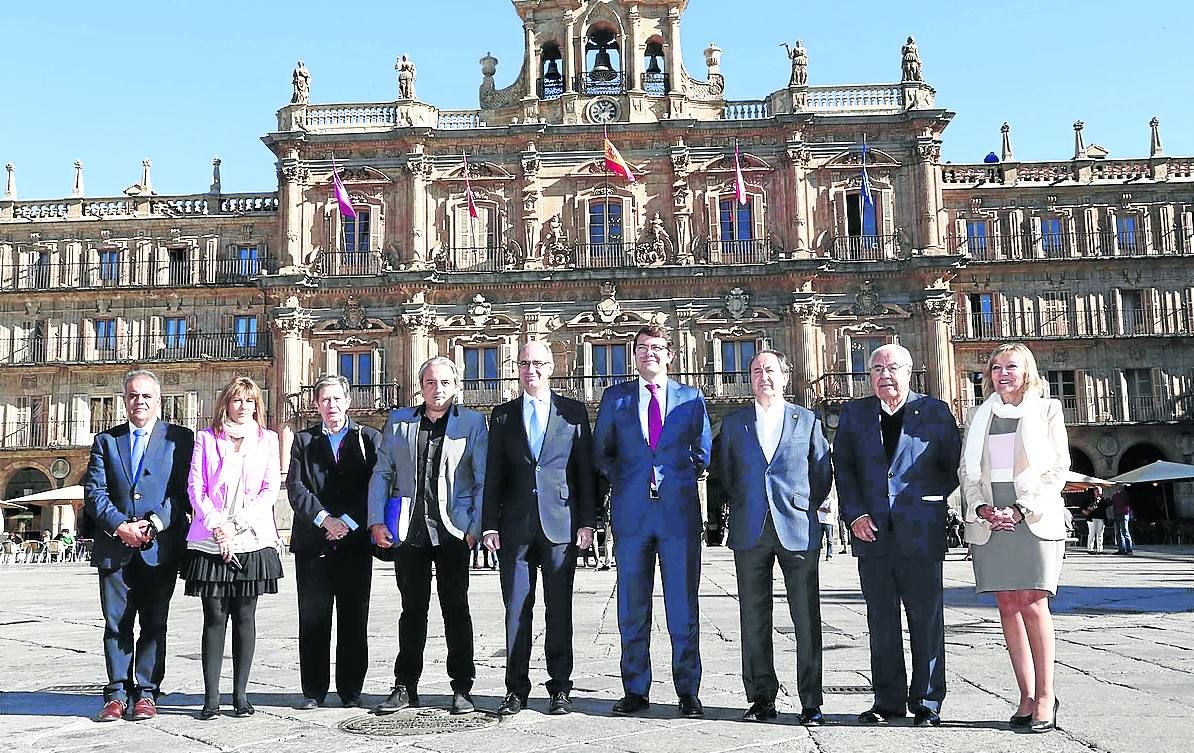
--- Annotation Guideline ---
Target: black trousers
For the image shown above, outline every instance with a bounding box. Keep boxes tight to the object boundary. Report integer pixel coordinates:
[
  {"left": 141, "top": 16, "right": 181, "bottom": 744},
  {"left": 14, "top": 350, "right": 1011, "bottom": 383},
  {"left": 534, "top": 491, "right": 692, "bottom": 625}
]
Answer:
[
  {"left": 857, "top": 552, "right": 946, "bottom": 713},
  {"left": 295, "top": 545, "right": 373, "bottom": 702},
  {"left": 733, "top": 515, "right": 823, "bottom": 709},
  {"left": 98, "top": 555, "right": 177, "bottom": 703},
  {"left": 498, "top": 525, "right": 576, "bottom": 698},
  {"left": 393, "top": 535, "right": 474, "bottom": 693}
]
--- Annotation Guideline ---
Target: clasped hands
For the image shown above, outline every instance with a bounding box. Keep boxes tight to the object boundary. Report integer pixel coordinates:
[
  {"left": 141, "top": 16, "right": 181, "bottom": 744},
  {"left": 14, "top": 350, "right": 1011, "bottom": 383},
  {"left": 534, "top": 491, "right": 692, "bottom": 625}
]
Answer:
[
  {"left": 320, "top": 515, "right": 351, "bottom": 542},
  {"left": 978, "top": 504, "right": 1022, "bottom": 532},
  {"left": 115, "top": 520, "right": 153, "bottom": 548}
]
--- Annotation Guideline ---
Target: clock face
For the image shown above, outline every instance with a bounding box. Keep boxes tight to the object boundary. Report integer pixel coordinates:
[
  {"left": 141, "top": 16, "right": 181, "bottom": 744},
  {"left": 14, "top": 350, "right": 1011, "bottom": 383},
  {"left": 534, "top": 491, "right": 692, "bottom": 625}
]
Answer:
[{"left": 588, "top": 98, "right": 619, "bottom": 123}]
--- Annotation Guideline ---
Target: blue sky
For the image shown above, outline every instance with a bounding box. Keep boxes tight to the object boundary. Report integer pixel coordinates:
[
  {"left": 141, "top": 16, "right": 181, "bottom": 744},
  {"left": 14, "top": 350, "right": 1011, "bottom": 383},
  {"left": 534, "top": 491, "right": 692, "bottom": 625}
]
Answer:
[{"left": 3, "top": 1, "right": 1189, "bottom": 199}]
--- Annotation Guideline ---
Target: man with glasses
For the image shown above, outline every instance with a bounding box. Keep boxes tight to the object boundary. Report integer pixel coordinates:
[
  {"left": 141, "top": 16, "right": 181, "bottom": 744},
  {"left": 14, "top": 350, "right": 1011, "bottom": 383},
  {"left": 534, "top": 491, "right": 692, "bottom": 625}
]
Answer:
[
  {"left": 482, "top": 341, "right": 597, "bottom": 716},
  {"left": 833, "top": 344, "right": 961, "bottom": 727},
  {"left": 593, "top": 324, "right": 712, "bottom": 718}
]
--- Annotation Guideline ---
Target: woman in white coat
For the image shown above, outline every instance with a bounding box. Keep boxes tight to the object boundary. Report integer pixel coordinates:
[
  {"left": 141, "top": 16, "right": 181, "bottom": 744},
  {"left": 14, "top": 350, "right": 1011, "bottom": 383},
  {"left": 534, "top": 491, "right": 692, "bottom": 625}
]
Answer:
[{"left": 960, "top": 343, "right": 1069, "bottom": 733}]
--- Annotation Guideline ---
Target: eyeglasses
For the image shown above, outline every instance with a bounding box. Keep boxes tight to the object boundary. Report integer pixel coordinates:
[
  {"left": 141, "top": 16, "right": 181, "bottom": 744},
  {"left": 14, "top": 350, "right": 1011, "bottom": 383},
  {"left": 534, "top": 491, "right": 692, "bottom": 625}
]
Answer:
[
  {"left": 870, "top": 364, "right": 910, "bottom": 376},
  {"left": 634, "top": 344, "right": 670, "bottom": 355},
  {"left": 516, "top": 360, "right": 550, "bottom": 369}
]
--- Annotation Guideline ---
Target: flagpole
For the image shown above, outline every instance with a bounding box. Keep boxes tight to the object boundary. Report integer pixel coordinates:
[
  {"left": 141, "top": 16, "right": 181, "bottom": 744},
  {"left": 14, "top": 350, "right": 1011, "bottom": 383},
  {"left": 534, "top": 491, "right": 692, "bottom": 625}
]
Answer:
[
  {"left": 603, "top": 127, "right": 610, "bottom": 264},
  {"left": 464, "top": 151, "right": 476, "bottom": 265}
]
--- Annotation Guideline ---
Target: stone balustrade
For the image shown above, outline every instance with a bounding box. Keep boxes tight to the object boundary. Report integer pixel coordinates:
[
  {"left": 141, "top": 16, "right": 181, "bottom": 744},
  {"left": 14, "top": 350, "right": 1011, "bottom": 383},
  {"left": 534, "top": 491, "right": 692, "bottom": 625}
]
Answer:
[
  {"left": 304, "top": 104, "right": 398, "bottom": 130},
  {"left": 804, "top": 84, "right": 905, "bottom": 113},
  {"left": 437, "top": 110, "right": 486, "bottom": 129}
]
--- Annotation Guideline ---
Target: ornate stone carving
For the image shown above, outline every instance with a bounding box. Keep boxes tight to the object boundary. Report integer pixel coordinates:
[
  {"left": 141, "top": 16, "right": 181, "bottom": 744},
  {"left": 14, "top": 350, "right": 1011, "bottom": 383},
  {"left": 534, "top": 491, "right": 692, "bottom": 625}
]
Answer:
[
  {"left": 791, "top": 298, "right": 825, "bottom": 324},
  {"left": 923, "top": 296, "right": 956, "bottom": 322},
  {"left": 855, "top": 280, "right": 882, "bottom": 316},
  {"left": 632, "top": 213, "right": 673, "bottom": 267},
  {"left": 916, "top": 143, "right": 942, "bottom": 164},
  {"left": 341, "top": 295, "right": 367, "bottom": 329},
  {"left": 537, "top": 214, "right": 572, "bottom": 268},
  {"left": 901, "top": 36, "right": 922, "bottom": 82},
  {"left": 395, "top": 54, "right": 417, "bottom": 100},
  {"left": 21, "top": 376, "right": 38, "bottom": 390},
  {"left": 291, "top": 60, "right": 310, "bottom": 104},
  {"left": 468, "top": 294, "right": 493, "bottom": 325},
  {"left": 596, "top": 282, "right": 621, "bottom": 323},
  {"left": 783, "top": 40, "right": 808, "bottom": 87},
  {"left": 724, "top": 287, "right": 750, "bottom": 321}
]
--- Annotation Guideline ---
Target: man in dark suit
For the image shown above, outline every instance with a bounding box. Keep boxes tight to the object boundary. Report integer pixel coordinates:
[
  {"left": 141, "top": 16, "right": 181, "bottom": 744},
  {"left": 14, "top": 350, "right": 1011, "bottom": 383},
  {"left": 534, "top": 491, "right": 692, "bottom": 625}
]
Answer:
[
  {"left": 369, "top": 356, "right": 488, "bottom": 716},
  {"left": 719, "top": 349, "right": 833, "bottom": 725},
  {"left": 482, "top": 341, "right": 597, "bottom": 716},
  {"left": 83, "top": 368, "right": 194, "bottom": 722},
  {"left": 593, "top": 324, "right": 712, "bottom": 718},
  {"left": 287, "top": 374, "right": 382, "bottom": 709},
  {"left": 834, "top": 344, "right": 962, "bottom": 727}
]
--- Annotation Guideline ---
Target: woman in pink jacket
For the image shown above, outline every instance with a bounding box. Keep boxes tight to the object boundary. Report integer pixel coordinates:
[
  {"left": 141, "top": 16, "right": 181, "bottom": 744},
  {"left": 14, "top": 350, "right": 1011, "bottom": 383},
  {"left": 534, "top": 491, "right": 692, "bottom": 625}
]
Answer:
[{"left": 181, "top": 376, "right": 282, "bottom": 719}]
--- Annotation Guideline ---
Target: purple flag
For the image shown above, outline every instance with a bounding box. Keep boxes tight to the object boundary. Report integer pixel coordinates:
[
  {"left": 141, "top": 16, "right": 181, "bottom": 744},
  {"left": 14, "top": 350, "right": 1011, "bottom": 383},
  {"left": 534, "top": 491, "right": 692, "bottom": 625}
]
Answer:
[{"left": 331, "top": 157, "right": 357, "bottom": 220}]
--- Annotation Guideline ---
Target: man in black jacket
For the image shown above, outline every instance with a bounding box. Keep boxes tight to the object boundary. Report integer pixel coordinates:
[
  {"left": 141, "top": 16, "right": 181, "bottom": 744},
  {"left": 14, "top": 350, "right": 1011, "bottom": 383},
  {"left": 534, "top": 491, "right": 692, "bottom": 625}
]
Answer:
[
  {"left": 287, "top": 374, "right": 382, "bottom": 709},
  {"left": 482, "top": 341, "right": 597, "bottom": 715}
]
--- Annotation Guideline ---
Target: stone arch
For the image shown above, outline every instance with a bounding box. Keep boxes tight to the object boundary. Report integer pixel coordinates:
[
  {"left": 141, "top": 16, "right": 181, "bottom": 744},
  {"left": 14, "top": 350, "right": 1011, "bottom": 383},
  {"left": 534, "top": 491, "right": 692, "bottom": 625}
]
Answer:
[
  {"left": 1117, "top": 442, "right": 1173, "bottom": 521},
  {"left": 3, "top": 466, "right": 53, "bottom": 537}
]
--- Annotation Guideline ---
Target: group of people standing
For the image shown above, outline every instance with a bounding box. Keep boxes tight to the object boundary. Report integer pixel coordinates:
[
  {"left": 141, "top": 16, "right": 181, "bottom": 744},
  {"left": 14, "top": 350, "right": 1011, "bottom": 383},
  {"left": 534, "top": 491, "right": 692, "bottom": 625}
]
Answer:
[{"left": 81, "top": 328, "right": 1069, "bottom": 735}]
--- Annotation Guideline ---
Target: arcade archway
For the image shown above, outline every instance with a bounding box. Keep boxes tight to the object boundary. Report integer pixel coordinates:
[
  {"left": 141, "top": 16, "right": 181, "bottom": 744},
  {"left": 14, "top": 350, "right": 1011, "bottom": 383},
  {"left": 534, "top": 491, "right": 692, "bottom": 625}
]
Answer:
[{"left": 1118, "top": 443, "right": 1173, "bottom": 520}]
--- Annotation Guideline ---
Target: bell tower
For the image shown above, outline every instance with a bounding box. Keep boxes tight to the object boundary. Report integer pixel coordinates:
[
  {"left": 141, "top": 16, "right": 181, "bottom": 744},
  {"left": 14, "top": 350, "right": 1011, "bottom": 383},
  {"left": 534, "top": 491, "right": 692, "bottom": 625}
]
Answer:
[{"left": 480, "top": 0, "right": 724, "bottom": 126}]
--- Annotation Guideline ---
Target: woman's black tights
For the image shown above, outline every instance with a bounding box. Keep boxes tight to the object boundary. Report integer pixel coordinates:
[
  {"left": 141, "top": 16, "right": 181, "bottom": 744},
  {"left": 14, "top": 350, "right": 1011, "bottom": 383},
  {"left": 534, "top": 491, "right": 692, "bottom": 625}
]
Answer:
[{"left": 200, "top": 594, "right": 258, "bottom": 707}]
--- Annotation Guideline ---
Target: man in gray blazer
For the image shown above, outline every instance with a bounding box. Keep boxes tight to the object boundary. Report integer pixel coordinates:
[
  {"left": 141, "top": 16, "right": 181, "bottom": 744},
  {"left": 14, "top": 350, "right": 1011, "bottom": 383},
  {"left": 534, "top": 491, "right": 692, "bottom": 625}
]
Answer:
[
  {"left": 369, "top": 356, "right": 488, "bottom": 716},
  {"left": 719, "top": 350, "right": 833, "bottom": 726}
]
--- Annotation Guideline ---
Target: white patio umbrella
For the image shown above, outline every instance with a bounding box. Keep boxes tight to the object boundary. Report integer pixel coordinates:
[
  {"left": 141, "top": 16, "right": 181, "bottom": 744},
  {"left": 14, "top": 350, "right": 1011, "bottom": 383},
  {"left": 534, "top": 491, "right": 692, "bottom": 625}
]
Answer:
[
  {"left": 3, "top": 485, "right": 84, "bottom": 507},
  {"left": 1062, "top": 471, "right": 1116, "bottom": 493},
  {"left": 1109, "top": 461, "right": 1194, "bottom": 485}
]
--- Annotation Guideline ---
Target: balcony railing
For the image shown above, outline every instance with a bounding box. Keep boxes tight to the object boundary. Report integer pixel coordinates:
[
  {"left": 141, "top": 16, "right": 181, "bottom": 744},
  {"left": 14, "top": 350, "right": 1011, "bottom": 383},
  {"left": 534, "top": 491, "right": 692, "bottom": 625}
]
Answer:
[
  {"left": 575, "top": 71, "right": 625, "bottom": 96},
  {"left": 316, "top": 250, "right": 384, "bottom": 276},
  {"left": 0, "top": 415, "right": 200, "bottom": 450},
  {"left": 641, "top": 72, "right": 669, "bottom": 96},
  {"left": 439, "top": 246, "right": 504, "bottom": 273},
  {"left": 456, "top": 372, "right": 769, "bottom": 408},
  {"left": 809, "top": 370, "right": 928, "bottom": 405},
  {"left": 955, "top": 395, "right": 1182, "bottom": 426},
  {"left": 824, "top": 234, "right": 903, "bottom": 261},
  {"left": 954, "top": 308, "right": 1187, "bottom": 341},
  {"left": 707, "top": 238, "right": 773, "bottom": 265},
  {"left": 537, "top": 76, "right": 565, "bottom": 100},
  {"left": 0, "top": 332, "right": 272, "bottom": 366},
  {"left": 947, "top": 229, "right": 1192, "bottom": 261},
  {"left": 0, "top": 256, "right": 274, "bottom": 292},
  {"left": 295, "top": 383, "right": 404, "bottom": 414},
  {"left": 572, "top": 242, "right": 634, "bottom": 269}
]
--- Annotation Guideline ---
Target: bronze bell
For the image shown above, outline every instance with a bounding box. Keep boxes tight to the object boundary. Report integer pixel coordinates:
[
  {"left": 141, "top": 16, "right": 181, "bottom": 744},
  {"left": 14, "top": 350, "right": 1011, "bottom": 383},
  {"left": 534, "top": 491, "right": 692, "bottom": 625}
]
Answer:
[
  {"left": 645, "top": 54, "right": 662, "bottom": 74},
  {"left": 544, "top": 58, "right": 562, "bottom": 81},
  {"left": 592, "top": 48, "right": 614, "bottom": 72}
]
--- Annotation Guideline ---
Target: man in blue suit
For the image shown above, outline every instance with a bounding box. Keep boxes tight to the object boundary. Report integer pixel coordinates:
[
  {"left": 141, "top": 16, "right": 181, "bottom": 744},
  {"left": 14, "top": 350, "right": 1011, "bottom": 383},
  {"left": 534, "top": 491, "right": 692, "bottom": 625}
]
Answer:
[
  {"left": 369, "top": 356, "right": 488, "bottom": 716},
  {"left": 83, "top": 369, "right": 195, "bottom": 722},
  {"left": 719, "top": 350, "right": 832, "bottom": 725},
  {"left": 834, "top": 344, "right": 962, "bottom": 727},
  {"left": 482, "top": 341, "right": 596, "bottom": 716},
  {"left": 593, "top": 324, "right": 712, "bottom": 718}
]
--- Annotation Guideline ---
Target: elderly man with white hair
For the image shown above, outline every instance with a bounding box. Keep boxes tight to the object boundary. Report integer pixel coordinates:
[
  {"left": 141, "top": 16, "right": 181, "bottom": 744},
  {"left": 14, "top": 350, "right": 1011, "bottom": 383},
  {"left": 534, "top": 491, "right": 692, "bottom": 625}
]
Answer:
[{"left": 833, "top": 344, "right": 961, "bottom": 727}]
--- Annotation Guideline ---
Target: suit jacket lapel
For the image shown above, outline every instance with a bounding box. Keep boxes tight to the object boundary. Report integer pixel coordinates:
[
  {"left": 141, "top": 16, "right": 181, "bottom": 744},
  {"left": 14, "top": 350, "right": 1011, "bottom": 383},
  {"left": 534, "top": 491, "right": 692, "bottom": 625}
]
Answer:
[
  {"left": 742, "top": 406, "right": 769, "bottom": 466},
  {"left": 140, "top": 421, "right": 170, "bottom": 481},
  {"left": 542, "top": 393, "right": 571, "bottom": 455},
  {"left": 116, "top": 426, "right": 134, "bottom": 484},
  {"left": 515, "top": 399, "right": 535, "bottom": 462},
  {"left": 405, "top": 412, "right": 420, "bottom": 470},
  {"left": 770, "top": 401, "right": 800, "bottom": 467},
  {"left": 890, "top": 393, "right": 922, "bottom": 470}
]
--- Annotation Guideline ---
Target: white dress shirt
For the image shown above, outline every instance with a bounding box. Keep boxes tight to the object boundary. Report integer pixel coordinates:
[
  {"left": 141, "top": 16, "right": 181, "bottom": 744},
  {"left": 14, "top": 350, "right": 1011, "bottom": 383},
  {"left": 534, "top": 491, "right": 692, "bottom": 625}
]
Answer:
[
  {"left": 637, "top": 376, "right": 669, "bottom": 443},
  {"left": 127, "top": 418, "right": 165, "bottom": 532},
  {"left": 879, "top": 393, "right": 909, "bottom": 416},
  {"left": 754, "top": 400, "right": 785, "bottom": 464}
]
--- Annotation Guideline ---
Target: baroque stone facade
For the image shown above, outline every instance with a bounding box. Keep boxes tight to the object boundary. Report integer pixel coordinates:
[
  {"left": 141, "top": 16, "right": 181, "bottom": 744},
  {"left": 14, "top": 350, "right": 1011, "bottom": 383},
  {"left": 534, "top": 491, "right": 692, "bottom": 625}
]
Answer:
[{"left": 1, "top": 0, "right": 1191, "bottom": 531}]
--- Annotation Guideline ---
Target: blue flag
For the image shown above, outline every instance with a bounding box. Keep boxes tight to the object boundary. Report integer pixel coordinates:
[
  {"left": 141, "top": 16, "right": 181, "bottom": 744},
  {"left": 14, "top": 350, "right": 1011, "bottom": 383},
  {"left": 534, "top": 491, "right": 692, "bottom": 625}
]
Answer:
[
  {"left": 860, "top": 142, "right": 875, "bottom": 208},
  {"left": 860, "top": 141, "right": 877, "bottom": 239}
]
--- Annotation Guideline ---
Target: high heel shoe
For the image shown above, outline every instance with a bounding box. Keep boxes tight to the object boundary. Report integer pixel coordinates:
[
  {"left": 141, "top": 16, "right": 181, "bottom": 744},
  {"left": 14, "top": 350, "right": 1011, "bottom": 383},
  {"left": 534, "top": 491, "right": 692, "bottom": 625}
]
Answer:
[
  {"left": 232, "top": 699, "right": 255, "bottom": 718},
  {"left": 1030, "top": 698, "right": 1059, "bottom": 733},
  {"left": 1009, "top": 712, "right": 1032, "bottom": 728},
  {"left": 198, "top": 706, "right": 220, "bottom": 720}
]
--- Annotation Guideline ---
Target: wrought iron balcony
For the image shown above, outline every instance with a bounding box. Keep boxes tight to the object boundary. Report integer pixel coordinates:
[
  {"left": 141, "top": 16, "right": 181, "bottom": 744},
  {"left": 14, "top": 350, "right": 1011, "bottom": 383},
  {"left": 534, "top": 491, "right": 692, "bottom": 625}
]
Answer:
[
  {"left": 953, "top": 308, "right": 1189, "bottom": 341},
  {"left": 315, "top": 250, "right": 384, "bottom": 276},
  {"left": 438, "top": 246, "right": 505, "bottom": 273},
  {"left": 824, "top": 234, "right": 904, "bottom": 262},
  {"left": 0, "top": 256, "right": 274, "bottom": 293},
  {"left": 537, "top": 76, "right": 565, "bottom": 100},
  {"left": 575, "top": 71, "right": 624, "bottom": 96},
  {"left": 706, "top": 239, "right": 773, "bottom": 265},
  {"left": 294, "top": 383, "right": 404, "bottom": 415},
  {"left": 955, "top": 395, "right": 1183, "bottom": 426},
  {"left": 641, "top": 72, "right": 669, "bottom": 96},
  {"left": 0, "top": 332, "right": 272, "bottom": 366},
  {"left": 946, "top": 229, "right": 1191, "bottom": 261},
  {"left": 809, "top": 370, "right": 928, "bottom": 406}
]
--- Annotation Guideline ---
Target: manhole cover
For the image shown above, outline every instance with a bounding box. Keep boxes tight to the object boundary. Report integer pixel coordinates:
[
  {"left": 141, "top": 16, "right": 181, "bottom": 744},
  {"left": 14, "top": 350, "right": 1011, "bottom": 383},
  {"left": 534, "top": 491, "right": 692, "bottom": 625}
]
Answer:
[
  {"left": 824, "top": 685, "right": 872, "bottom": 694},
  {"left": 40, "top": 684, "right": 107, "bottom": 693},
  {"left": 339, "top": 708, "right": 500, "bottom": 737}
]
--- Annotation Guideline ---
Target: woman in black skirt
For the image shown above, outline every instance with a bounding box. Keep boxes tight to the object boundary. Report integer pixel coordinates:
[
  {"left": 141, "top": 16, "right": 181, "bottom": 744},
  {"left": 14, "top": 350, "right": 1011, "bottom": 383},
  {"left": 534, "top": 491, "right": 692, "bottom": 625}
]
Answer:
[{"left": 182, "top": 376, "right": 282, "bottom": 719}]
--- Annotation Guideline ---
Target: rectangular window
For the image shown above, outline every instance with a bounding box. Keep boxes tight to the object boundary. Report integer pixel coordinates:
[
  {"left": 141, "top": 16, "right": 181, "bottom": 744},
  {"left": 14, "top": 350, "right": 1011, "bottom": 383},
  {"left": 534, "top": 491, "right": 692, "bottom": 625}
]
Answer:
[
  {"left": 1040, "top": 291, "right": 1070, "bottom": 337},
  {"left": 591, "top": 343, "right": 628, "bottom": 388},
  {"left": 338, "top": 351, "right": 374, "bottom": 385},
  {"left": 1120, "top": 289, "right": 1144, "bottom": 335},
  {"left": 168, "top": 248, "right": 189, "bottom": 286},
  {"left": 1047, "top": 369, "right": 1077, "bottom": 421},
  {"left": 33, "top": 251, "right": 50, "bottom": 289},
  {"left": 719, "top": 197, "right": 754, "bottom": 242},
  {"left": 721, "top": 339, "right": 758, "bottom": 385},
  {"left": 343, "top": 208, "right": 371, "bottom": 256},
  {"left": 966, "top": 220, "right": 988, "bottom": 254},
  {"left": 99, "top": 249, "right": 120, "bottom": 282},
  {"left": 1116, "top": 215, "right": 1138, "bottom": 253},
  {"left": 165, "top": 318, "right": 187, "bottom": 349},
  {"left": 160, "top": 394, "right": 187, "bottom": 424},
  {"left": 95, "top": 319, "right": 117, "bottom": 351},
  {"left": 90, "top": 395, "right": 118, "bottom": 433},
  {"left": 1040, "top": 217, "right": 1065, "bottom": 256},
  {"left": 967, "top": 293, "right": 996, "bottom": 338},
  {"left": 238, "top": 245, "right": 261, "bottom": 276},
  {"left": 588, "top": 201, "right": 624, "bottom": 246},
  {"left": 234, "top": 316, "right": 258, "bottom": 349},
  {"left": 463, "top": 346, "right": 500, "bottom": 390},
  {"left": 1124, "top": 368, "right": 1156, "bottom": 421}
]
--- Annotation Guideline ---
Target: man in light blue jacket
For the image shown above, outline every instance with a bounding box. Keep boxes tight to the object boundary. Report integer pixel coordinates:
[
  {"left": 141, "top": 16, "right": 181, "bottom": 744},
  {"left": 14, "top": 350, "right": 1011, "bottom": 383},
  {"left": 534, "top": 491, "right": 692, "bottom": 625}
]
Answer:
[
  {"left": 719, "top": 350, "right": 832, "bottom": 726},
  {"left": 369, "top": 356, "right": 488, "bottom": 716}
]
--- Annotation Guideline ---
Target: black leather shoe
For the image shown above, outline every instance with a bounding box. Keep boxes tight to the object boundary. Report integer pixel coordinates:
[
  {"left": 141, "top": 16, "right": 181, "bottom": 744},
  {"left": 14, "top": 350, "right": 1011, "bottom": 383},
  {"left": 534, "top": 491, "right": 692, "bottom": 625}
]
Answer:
[
  {"left": 612, "top": 694, "right": 650, "bottom": 716},
  {"left": 799, "top": 707, "right": 824, "bottom": 725},
  {"left": 497, "top": 692, "right": 526, "bottom": 716},
  {"left": 913, "top": 707, "right": 941, "bottom": 727},
  {"left": 1009, "top": 712, "right": 1032, "bottom": 728},
  {"left": 198, "top": 706, "right": 220, "bottom": 721},
  {"left": 549, "top": 692, "right": 573, "bottom": 715},
  {"left": 450, "top": 691, "right": 475, "bottom": 715},
  {"left": 1030, "top": 698, "right": 1059, "bottom": 733},
  {"left": 678, "top": 694, "right": 704, "bottom": 718},
  {"left": 375, "top": 685, "right": 417, "bottom": 715},
  {"left": 742, "top": 700, "right": 777, "bottom": 722},
  {"left": 858, "top": 707, "right": 905, "bottom": 724},
  {"left": 340, "top": 695, "right": 362, "bottom": 708},
  {"left": 296, "top": 697, "right": 319, "bottom": 710},
  {"left": 232, "top": 702, "right": 255, "bottom": 718}
]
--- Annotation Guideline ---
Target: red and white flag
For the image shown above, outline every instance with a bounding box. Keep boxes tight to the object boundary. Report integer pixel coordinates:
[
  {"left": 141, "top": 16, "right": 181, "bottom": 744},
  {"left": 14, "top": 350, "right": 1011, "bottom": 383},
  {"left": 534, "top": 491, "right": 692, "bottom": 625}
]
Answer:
[
  {"left": 734, "top": 144, "right": 748, "bottom": 206},
  {"left": 603, "top": 130, "right": 636, "bottom": 183},
  {"left": 331, "top": 156, "right": 357, "bottom": 220},
  {"left": 463, "top": 152, "right": 478, "bottom": 219}
]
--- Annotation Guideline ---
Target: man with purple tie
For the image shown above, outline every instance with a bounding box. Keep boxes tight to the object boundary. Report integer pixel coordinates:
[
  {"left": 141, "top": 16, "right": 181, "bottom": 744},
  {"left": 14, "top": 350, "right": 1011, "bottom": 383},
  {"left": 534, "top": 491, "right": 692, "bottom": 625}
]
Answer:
[{"left": 593, "top": 324, "right": 712, "bottom": 718}]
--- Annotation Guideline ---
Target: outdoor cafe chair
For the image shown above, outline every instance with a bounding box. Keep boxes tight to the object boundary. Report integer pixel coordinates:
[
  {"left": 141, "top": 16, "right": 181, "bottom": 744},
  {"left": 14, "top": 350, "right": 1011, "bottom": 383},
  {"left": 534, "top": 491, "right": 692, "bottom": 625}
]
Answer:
[{"left": 1, "top": 540, "right": 17, "bottom": 564}]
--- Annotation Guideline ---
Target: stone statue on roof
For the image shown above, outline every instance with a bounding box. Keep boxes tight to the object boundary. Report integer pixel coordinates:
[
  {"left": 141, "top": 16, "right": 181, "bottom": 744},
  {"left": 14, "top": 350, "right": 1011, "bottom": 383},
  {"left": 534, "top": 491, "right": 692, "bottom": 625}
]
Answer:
[
  {"left": 291, "top": 60, "right": 310, "bottom": 104},
  {"left": 396, "top": 54, "right": 417, "bottom": 100},
  {"left": 782, "top": 40, "right": 808, "bottom": 87},
  {"left": 901, "top": 36, "right": 922, "bottom": 82}
]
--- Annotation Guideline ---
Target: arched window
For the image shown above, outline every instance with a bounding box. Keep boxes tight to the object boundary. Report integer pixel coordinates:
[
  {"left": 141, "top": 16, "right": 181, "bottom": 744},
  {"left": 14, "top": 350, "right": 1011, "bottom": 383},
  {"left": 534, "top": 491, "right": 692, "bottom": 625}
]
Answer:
[
  {"left": 539, "top": 42, "right": 564, "bottom": 100},
  {"left": 642, "top": 39, "right": 667, "bottom": 95}
]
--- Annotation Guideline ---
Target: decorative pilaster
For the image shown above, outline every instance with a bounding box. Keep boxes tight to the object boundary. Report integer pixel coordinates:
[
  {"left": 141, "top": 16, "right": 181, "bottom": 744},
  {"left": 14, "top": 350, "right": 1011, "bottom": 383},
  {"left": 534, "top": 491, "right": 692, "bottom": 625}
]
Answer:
[
  {"left": 916, "top": 140, "right": 943, "bottom": 252},
  {"left": 922, "top": 296, "right": 957, "bottom": 401},
  {"left": 563, "top": 10, "right": 576, "bottom": 94},
  {"left": 786, "top": 139, "right": 811, "bottom": 252},
  {"left": 406, "top": 150, "right": 429, "bottom": 268},
  {"left": 791, "top": 296, "right": 825, "bottom": 405},
  {"left": 401, "top": 294, "right": 439, "bottom": 401},
  {"left": 278, "top": 154, "right": 310, "bottom": 271}
]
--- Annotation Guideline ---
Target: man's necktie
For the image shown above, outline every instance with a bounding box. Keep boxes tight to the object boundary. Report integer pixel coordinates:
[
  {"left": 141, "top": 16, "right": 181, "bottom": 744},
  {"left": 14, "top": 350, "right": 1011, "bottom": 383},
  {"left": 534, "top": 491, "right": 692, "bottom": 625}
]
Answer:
[
  {"left": 646, "top": 384, "right": 663, "bottom": 450},
  {"left": 130, "top": 427, "right": 147, "bottom": 484},
  {"left": 528, "top": 399, "right": 545, "bottom": 458}
]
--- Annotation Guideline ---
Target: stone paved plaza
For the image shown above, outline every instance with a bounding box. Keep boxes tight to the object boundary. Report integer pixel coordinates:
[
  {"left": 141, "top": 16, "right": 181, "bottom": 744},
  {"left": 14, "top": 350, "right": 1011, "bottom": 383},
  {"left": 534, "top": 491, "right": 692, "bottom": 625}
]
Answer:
[{"left": 2, "top": 545, "right": 1191, "bottom": 753}]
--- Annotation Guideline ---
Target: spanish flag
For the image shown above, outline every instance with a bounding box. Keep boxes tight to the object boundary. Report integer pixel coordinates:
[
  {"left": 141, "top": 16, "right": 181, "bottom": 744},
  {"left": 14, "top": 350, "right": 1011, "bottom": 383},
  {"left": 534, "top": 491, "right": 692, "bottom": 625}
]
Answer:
[{"left": 603, "top": 130, "right": 636, "bottom": 183}]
